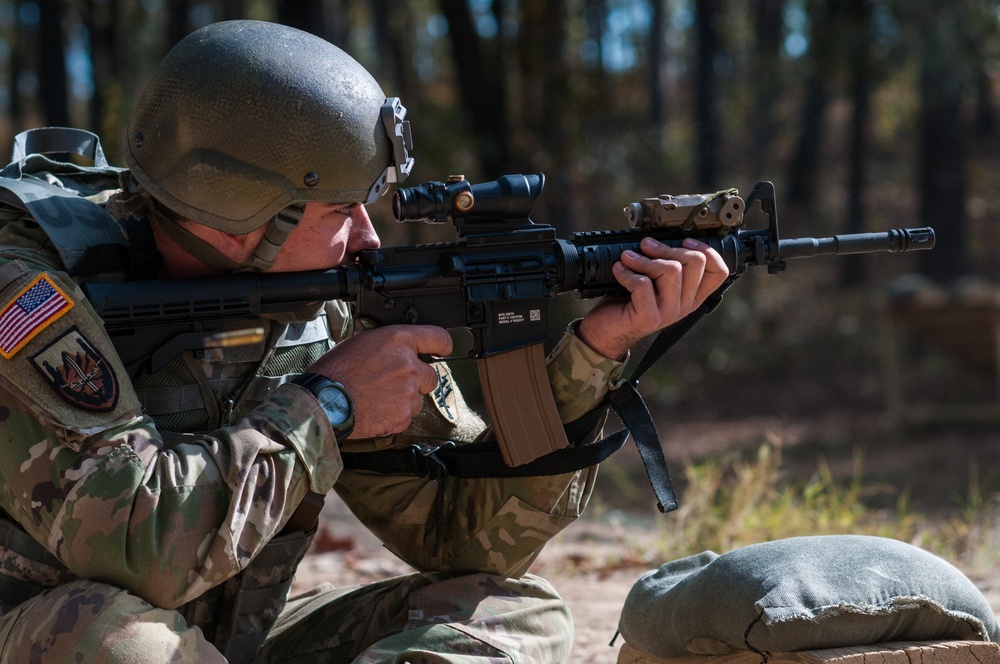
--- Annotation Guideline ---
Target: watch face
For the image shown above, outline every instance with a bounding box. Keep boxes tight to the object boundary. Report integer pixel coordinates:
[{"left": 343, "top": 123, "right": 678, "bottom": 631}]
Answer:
[{"left": 316, "top": 384, "right": 350, "bottom": 426}]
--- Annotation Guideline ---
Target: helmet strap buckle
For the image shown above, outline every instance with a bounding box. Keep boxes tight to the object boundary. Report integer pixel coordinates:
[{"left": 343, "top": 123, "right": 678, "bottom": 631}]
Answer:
[{"left": 240, "top": 203, "right": 306, "bottom": 272}]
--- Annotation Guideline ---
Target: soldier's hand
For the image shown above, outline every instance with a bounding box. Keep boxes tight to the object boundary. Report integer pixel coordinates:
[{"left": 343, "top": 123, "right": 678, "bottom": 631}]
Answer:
[
  {"left": 577, "top": 238, "right": 729, "bottom": 360},
  {"left": 306, "top": 325, "right": 453, "bottom": 439}
]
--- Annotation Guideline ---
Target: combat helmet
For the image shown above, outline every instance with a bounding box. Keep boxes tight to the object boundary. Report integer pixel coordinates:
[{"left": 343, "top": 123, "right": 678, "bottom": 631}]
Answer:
[{"left": 125, "top": 19, "right": 413, "bottom": 271}]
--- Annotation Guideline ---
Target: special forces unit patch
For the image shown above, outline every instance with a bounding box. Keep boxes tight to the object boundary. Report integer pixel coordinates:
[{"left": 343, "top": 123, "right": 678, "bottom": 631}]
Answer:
[
  {"left": 0, "top": 274, "right": 73, "bottom": 359},
  {"left": 30, "top": 326, "right": 119, "bottom": 411},
  {"left": 431, "top": 362, "right": 459, "bottom": 424}
]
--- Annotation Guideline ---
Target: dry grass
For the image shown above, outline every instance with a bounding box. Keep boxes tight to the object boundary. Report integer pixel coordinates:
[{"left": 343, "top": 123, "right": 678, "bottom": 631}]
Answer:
[{"left": 574, "top": 437, "right": 1000, "bottom": 577}]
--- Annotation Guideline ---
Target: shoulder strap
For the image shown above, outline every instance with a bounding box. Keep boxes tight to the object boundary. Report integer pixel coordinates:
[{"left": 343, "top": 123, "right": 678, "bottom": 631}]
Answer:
[
  {"left": 10, "top": 127, "right": 110, "bottom": 167},
  {"left": 0, "top": 128, "right": 128, "bottom": 276}
]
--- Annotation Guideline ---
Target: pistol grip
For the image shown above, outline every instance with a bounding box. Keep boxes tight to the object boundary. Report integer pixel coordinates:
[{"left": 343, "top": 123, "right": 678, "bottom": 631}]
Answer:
[{"left": 477, "top": 344, "right": 569, "bottom": 466}]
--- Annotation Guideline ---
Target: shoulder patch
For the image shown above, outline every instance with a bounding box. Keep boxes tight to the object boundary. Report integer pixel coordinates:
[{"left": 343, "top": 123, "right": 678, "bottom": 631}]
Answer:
[
  {"left": 30, "top": 326, "right": 119, "bottom": 412},
  {"left": 0, "top": 273, "right": 74, "bottom": 359}
]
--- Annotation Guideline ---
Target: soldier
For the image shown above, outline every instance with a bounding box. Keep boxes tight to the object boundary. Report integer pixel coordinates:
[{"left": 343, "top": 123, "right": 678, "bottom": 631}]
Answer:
[{"left": 0, "top": 20, "right": 727, "bottom": 663}]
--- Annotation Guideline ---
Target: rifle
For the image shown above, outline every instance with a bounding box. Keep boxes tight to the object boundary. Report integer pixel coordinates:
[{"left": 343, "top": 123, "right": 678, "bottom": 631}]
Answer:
[{"left": 82, "top": 174, "right": 934, "bottom": 469}]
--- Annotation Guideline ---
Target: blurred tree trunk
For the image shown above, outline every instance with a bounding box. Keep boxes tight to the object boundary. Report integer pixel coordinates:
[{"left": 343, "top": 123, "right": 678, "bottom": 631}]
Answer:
[
  {"left": 38, "top": 0, "right": 69, "bottom": 127},
  {"left": 84, "top": 0, "right": 112, "bottom": 133},
  {"left": 85, "top": 0, "right": 132, "bottom": 154},
  {"left": 649, "top": 0, "right": 668, "bottom": 126},
  {"left": 974, "top": 67, "right": 997, "bottom": 138},
  {"left": 9, "top": 1, "right": 28, "bottom": 132},
  {"left": 917, "top": 13, "right": 968, "bottom": 282},
  {"left": 438, "top": 0, "right": 510, "bottom": 176},
  {"left": 786, "top": 0, "right": 841, "bottom": 212},
  {"left": 841, "top": 0, "right": 873, "bottom": 286},
  {"left": 749, "top": 0, "right": 784, "bottom": 173},
  {"left": 517, "top": 0, "right": 573, "bottom": 229},
  {"left": 277, "top": 0, "right": 325, "bottom": 38},
  {"left": 218, "top": 0, "right": 247, "bottom": 21},
  {"left": 694, "top": 0, "right": 719, "bottom": 189},
  {"left": 325, "top": 0, "right": 352, "bottom": 48},
  {"left": 585, "top": 0, "right": 609, "bottom": 104},
  {"left": 166, "top": 0, "right": 192, "bottom": 47},
  {"left": 372, "top": 0, "right": 416, "bottom": 101},
  {"left": 371, "top": 0, "right": 420, "bottom": 243}
]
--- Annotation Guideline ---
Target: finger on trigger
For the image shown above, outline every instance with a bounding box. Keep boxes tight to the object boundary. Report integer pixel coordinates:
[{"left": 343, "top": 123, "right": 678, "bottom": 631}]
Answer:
[{"left": 410, "top": 325, "right": 454, "bottom": 357}]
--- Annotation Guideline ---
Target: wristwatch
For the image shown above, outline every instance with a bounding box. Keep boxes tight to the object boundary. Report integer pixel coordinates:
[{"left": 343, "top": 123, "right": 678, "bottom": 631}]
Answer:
[{"left": 292, "top": 373, "right": 355, "bottom": 442}]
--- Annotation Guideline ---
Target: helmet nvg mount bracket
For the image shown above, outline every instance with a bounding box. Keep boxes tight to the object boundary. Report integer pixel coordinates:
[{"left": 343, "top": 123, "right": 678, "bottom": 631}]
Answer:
[{"left": 370, "top": 96, "right": 414, "bottom": 203}]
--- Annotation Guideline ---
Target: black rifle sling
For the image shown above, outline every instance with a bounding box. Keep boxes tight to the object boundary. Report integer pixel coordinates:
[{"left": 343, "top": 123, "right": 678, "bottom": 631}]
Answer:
[
  {"left": 340, "top": 426, "right": 628, "bottom": 479},
  {"left": 341, "top": 281, "right": 735, "bottom": 511},
  {"left": 609, "top": 282, "right": 731, "bottom": 511}
]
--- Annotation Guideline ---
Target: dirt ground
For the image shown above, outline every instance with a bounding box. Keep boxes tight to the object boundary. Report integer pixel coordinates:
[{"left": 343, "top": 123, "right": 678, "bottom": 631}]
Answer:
[
  {"left": 290, "top": 413, "right": 1000, "bottom": 663},
  {"left": 292, "top": 492, "right": 644, "bottom": 663}
]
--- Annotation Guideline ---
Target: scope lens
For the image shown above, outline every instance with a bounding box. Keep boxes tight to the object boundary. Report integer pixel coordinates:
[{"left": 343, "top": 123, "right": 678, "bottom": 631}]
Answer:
[{"left": 391, "top": 190, "right": 404, "bottom": 220}]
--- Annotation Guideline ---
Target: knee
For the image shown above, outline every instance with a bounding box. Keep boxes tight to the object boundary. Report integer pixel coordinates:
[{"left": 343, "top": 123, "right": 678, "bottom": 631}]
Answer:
[
  {"left": 0, "top": 580, "right": 224, "bottom": 663},
  {"left": 354, "top": 572, "right": 575, "bottom": 663},
  {"left": 446, "top": 572, "right": 575, "bottom": 661},
  {"left": 516, "top": 573, "right": 574, "bottom": 651}
]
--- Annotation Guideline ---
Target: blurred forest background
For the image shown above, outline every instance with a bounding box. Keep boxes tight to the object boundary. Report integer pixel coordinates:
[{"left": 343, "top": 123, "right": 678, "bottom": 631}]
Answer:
[{"left": 2, "top": 0, "right": 1000, "bottom": 499}]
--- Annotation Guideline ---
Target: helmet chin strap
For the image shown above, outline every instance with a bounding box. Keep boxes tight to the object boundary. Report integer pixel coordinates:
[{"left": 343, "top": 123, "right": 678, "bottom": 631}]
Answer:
[
  {"left": 150, "top": 201, "right": 322, "bottom": 323},
  {"left": 151, "top": 202, "right": 305, "bottom": 273},
  {"left": 240, "top": 203, "right": 304, "bottom": 272}
]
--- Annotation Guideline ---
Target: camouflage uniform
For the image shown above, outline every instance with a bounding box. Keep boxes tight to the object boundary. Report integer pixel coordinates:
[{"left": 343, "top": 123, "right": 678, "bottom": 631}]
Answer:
[{"left": 0, "top": 195, "right": 625, "bottom": 662}]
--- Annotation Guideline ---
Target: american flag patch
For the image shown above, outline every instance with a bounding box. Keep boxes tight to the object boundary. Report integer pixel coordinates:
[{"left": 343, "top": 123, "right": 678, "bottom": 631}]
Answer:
[{"left": 0, "top": 274, "right": 74, "bottom": 359}]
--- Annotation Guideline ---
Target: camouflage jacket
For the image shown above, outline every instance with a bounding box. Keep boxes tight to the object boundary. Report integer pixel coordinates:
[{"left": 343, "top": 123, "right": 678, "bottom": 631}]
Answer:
[{"left": 0, "top": 204, "right": 626, "bottom": 611}]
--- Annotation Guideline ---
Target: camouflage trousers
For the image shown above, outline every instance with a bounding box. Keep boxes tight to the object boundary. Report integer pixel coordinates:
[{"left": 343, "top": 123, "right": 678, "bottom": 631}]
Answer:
[{"left": 0, "top": 571, "right": 572, "bottom": 663}]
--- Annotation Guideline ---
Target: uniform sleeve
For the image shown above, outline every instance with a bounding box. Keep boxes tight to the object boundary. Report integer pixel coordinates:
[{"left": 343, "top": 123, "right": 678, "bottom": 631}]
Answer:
[
  {"left": 545, "top": 318, "right": 628, "bottom": 424},
  {"left": 0, "top": 236, "right": 340, "bottom": 609},
  {"left": 334, "top": 321, "right": 628, "bottom": 578}
]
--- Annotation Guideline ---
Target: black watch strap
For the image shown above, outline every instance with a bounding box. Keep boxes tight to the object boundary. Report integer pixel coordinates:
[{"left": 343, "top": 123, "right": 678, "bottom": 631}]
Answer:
[{"left": 292, "top": 372, "right": 355, "bottom": 442}]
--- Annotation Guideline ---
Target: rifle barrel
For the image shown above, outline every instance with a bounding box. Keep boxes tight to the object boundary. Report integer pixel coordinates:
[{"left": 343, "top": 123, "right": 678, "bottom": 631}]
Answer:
[{"left": 777, "top": 227, "right": 935, "bottom": 260}]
